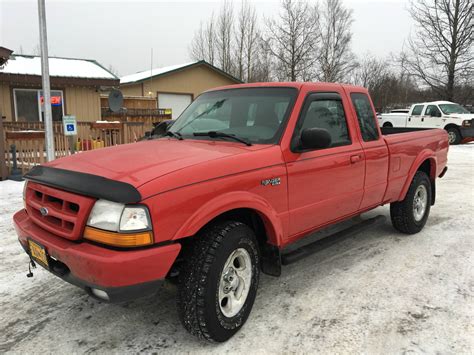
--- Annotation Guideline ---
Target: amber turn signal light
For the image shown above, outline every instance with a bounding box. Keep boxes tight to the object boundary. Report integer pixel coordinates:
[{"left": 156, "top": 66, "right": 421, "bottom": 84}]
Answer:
[{"left": 84, "top": 226, "right": 153, "bottom": 247}]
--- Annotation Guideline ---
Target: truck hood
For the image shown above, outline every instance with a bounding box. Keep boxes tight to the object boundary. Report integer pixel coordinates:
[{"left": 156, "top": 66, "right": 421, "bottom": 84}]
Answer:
[
  {"left": 445, "top": 113, "right": 474, "bottom": 120},
  {"left": 47, "top": 139, "right": 270, "bottom": 188}
]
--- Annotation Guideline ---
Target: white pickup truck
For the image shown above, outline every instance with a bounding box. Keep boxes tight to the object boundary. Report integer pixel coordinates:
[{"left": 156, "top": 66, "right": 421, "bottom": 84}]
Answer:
[{"left": 379, "top": 101, "right": 474, "bottom": 144}]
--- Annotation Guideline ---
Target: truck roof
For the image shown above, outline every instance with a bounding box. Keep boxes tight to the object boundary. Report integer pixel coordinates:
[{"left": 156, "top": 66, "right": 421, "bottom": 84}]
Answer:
[
  {"left": 412, "top": 100, "right": 456, "bottom": 106},
  {"left": 205, "top": 82, "right": 368, "bottom": 94}
]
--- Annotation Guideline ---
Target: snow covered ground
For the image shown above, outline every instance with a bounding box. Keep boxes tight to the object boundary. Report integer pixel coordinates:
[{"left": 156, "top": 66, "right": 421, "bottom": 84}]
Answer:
[{"left": 0, "top": 145, "right": 473, "bottom": 354}]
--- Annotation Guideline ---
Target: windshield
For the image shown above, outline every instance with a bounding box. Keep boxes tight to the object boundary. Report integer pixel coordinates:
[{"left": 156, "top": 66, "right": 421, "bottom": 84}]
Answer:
[
  {"left": 169, "top": 87, "right": 298, "bottom": 144},
  {"left": 439, "top": 104, "right": 469, "bottom": 115}
]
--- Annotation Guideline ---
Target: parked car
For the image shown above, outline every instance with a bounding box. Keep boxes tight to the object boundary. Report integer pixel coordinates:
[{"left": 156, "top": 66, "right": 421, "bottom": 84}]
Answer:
[
  {"left": 379, "top": 101, "right": 474, "bottom": 144},
  {"left": 15, "top": 82, "right": 449, "bottom": 342}
]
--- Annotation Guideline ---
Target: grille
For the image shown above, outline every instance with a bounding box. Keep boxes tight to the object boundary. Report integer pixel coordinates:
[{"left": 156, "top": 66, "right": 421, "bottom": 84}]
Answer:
[{"left": 25, "top": 182, "right": 96, "bottom": 240}]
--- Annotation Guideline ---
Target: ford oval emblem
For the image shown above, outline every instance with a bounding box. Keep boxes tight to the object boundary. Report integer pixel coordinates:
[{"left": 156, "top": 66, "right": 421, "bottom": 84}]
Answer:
[{"left": 39, "top": 207, "right": 49, "bottom": 216}]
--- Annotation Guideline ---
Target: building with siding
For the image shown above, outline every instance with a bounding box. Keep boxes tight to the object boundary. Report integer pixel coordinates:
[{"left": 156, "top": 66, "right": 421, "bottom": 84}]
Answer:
[
  {"left": 120, "top": 60, "right": 241, "bottom": 119},
  {"left": 0, "top": 52, "right": 119, "bottom": 122}
]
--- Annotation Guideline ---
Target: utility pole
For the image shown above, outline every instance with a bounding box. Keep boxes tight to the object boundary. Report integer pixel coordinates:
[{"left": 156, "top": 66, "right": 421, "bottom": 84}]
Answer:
[{"left": 38, "top": 0, "right": 55, "bottom": 161}]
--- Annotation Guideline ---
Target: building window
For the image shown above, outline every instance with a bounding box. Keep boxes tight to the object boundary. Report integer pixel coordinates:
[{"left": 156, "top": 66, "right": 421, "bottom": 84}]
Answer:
[{"left": 13, "top": 89, "right": 64, "bottom": 122}]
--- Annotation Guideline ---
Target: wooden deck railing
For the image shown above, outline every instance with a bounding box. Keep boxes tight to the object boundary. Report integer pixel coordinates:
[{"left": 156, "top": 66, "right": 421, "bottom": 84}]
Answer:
[{"left": 0, "top": 117, "right": 171, "bottom": 178}]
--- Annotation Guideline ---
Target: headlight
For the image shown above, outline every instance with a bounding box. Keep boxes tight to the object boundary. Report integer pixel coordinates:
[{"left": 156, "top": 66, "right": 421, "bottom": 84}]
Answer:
[
  {"left": 86, "top": 199, "right": 152, "bottom": 232},
  {"left": 462, "top": 120, "right": 472, "bottom": 127},
  {"left": 85, "top": 199, "right": 153, "bottom": 247},
  {"left": 23, "top": 181, "right": 28, "bottom": 209}
]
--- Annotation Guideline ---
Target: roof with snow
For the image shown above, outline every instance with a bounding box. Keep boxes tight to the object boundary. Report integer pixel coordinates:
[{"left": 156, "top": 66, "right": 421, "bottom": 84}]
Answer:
[
  {"left": 0, "top": 54, "right": 118, "bottom": 80},
  {"left": 120, "top": 60, "right": 241, "bottom": 85}
]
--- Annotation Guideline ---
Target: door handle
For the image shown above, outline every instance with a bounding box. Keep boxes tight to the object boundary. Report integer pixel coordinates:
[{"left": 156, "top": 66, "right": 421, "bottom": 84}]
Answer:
[
  {"left": 408, "top": 116, "right": 411, "bottom": 121},
  {"left": 350, "top": 155, "right": 362, "bottom": 164}
]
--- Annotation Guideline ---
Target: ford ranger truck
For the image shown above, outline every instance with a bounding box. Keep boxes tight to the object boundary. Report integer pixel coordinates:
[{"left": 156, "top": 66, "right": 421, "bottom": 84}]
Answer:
[{"left": 14, "top": 83, "right": 449, "bottom": 342}]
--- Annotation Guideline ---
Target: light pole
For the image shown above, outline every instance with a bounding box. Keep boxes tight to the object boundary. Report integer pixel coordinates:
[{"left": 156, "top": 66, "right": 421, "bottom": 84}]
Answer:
[{"left": 38, "top": 0, "right": 55, "bottom": 161}]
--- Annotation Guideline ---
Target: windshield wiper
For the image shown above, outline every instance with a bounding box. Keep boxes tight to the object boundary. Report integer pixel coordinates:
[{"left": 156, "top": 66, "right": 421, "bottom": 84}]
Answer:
[
  {"left": 166, "top": 131, "right": 183, "bottom": 140},
  {"left": 193, "top": 131, "right": 252, "bottom": 146}
]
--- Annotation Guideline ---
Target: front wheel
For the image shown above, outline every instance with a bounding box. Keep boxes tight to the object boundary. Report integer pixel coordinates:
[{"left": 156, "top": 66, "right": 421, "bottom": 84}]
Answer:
[
  {"left": 390, "top": 171, "right": 431, "bottom": 234},
  {"left": 446, "top": 127, "right": 461, "bottom": 145},
  {"left": 177, "top": 221, "right": 260, "bottom": 342}
]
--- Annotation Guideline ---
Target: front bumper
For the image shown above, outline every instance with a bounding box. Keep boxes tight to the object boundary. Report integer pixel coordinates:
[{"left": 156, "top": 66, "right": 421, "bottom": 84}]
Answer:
[
  {"left": 14, "top": 209, "right": 181, "bottom": 303},
  {"left": 460, "top": 126, "right": 474, "bottom": 139}
]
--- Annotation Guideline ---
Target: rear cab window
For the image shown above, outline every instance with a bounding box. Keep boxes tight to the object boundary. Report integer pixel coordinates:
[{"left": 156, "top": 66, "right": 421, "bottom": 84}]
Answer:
[
  {"left": 350, "top": 93, "right": 380, "bottom": 142},
  {"left": 411, "top": 105, "right": 424, "bottom": 116}
]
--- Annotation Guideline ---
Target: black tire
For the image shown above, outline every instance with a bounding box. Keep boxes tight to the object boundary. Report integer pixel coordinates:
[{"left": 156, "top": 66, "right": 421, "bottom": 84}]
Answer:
[
  {"left": 383, "top": 122, "right": 393, "bottom": 128},
  {"left": 177, "top": 221, "right": 260, "bottom": 342},
  {"left": 390, "top": 171, "right": 431, "bottom": 234},
  {"left": 446, "top": 126, "right": 462, "bottom": 145}
]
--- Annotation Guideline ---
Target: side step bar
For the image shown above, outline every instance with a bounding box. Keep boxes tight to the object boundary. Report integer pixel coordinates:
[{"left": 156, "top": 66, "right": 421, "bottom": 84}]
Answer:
[{"left": 281, "top": 215, "right": 386, "bottom": 265}]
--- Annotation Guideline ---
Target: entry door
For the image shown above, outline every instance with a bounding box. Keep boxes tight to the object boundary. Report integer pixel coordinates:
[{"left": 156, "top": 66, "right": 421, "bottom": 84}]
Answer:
[
  {"left": 158, "top": 93, "right": 192, "bottom": 119},
  {"left": 286, "top": 93, "right": 365, "bottom": 237}
]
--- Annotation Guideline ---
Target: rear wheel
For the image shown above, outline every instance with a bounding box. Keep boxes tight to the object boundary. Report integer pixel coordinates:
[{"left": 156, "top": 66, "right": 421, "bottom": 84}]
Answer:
[
  {"left": 390, "top": 171, "right": 431, "bottom": 234},
  {"left": 383, "top": 122, "right": 393, "bottom": 128},
  {"left": 177, "top": 221, "right": 260, "bottom": 342},
  {"left": 446, "top": 126, "right": 461, "bottom": 145}
]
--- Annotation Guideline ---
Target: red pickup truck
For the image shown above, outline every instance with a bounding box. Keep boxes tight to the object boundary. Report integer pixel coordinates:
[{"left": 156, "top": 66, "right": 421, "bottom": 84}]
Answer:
[{"left": 14, "top": 82, "right": 449, "bottom": 342}]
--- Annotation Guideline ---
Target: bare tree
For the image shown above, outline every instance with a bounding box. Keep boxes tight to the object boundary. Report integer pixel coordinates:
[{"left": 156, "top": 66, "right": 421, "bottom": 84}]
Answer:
[
  {"left": 351, "top": 54, "right": 388, "bottom": 88},
  {"left": 234, "top": 0, "right": 260, "bottom": 82},
  {"left": 262, "top": 0, "right": 320, "bottom": 81},
  {"left": 244, "top": 4, "right": 260, "bottom": 82},
  {"left": 316, "top": 0, "right": 357, "bottom": 82},
  {"left": 401, "top": 0, "right": 473, "bottom": 101},
  {"left": 189, "top": 14, "right": 217, "bottom": 65},
  {"left": 107, "top": 64, "right": 120, "bottom": 77},
  {"left": 216, "top": 0, "right": 234, "bottom": 74}
]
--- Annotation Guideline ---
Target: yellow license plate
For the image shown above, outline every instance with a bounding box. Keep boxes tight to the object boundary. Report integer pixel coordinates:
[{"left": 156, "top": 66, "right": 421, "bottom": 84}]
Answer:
[{"left": 28, "top": 239, "right": 49, "bottom": 268}]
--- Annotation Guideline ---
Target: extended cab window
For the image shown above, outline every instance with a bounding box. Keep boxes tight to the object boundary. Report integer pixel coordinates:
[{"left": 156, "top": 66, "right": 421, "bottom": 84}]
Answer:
[
  {"left": 295, "top": 97, "right": 351, "bottom": 149},
  {"left": 350, "top": 93, "right": 379, "bottom": 142},
  {"left": 411, "top": 105, "right": 424, "bottom": 116},
  {"left": 425, "top": 105, "right": 441, "bottom": 117}
]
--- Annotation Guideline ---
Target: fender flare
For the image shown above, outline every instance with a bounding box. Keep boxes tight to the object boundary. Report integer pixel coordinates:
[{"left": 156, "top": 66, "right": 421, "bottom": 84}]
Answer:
[
  {"left": 398, "top": 149, "right": 437, "bottom": 201},
  {"left": 172, "top": 191, "right": 284, "bottom": 246},
  {"left": 382, "top": 119, "right": 394, "bottom": 127}
]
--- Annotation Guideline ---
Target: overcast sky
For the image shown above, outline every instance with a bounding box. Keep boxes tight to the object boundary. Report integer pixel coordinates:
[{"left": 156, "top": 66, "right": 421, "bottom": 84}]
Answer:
[{"left": 0, "top": 0, "right": 413, "bottom": 77}]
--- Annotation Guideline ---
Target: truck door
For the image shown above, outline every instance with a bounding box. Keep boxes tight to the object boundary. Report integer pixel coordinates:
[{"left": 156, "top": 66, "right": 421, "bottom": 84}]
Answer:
[
  {"left": 349, "top": 92, "right": 389, "bottom": 210},
  {"left": 285, "top": 92, "right": 365, "bottom": 237},
  {"left": 422, "top": 105, "right": 443, "bottom": 128},
  {"left": 407, "top": 104, "right": 425, "bottom": 127}
]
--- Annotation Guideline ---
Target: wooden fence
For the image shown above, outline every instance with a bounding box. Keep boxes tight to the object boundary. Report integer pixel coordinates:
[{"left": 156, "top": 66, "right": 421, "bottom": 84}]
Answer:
[{"left": 0, "top": 115, "right": 171, "bottom": 179}]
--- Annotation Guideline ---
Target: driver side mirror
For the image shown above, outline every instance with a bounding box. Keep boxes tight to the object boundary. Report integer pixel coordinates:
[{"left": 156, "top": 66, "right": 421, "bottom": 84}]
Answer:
[{"left": 299, "top": 128, "right": 332, "bottom": 151}]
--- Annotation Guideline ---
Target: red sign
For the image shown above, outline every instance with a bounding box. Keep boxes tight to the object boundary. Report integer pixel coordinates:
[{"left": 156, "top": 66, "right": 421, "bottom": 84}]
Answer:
[{"left": 40, "top": 95, "right": 62, "bottom": 106}]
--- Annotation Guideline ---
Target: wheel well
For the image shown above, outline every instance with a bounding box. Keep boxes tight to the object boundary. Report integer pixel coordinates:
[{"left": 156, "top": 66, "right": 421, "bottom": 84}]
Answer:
[
  {"left": 211, "top": 209, "right": 267, "bottom": 242},
  {"left": 185, "top": 208, "right": 282, "bottom": 277},
  {"left": 417, "top": 159, "right": 436, "bottom": 205},
  {"left": 383, "top": 122, "right": 393, "bottom": 127},
  {"left": 444, "top": 123, "right": 460, "bottom": 131}
]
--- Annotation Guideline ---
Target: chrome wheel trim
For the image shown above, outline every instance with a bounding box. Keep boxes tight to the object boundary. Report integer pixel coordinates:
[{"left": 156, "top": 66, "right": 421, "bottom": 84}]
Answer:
[
  {"left": 413, "top": 184, "right": 428, "bottom": 222},
  {"left": 218, "top": 248, "right": 252, "bottom": 318},
  {"left": 448, "top": 131, "right": 456, "bottom": 144}
]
